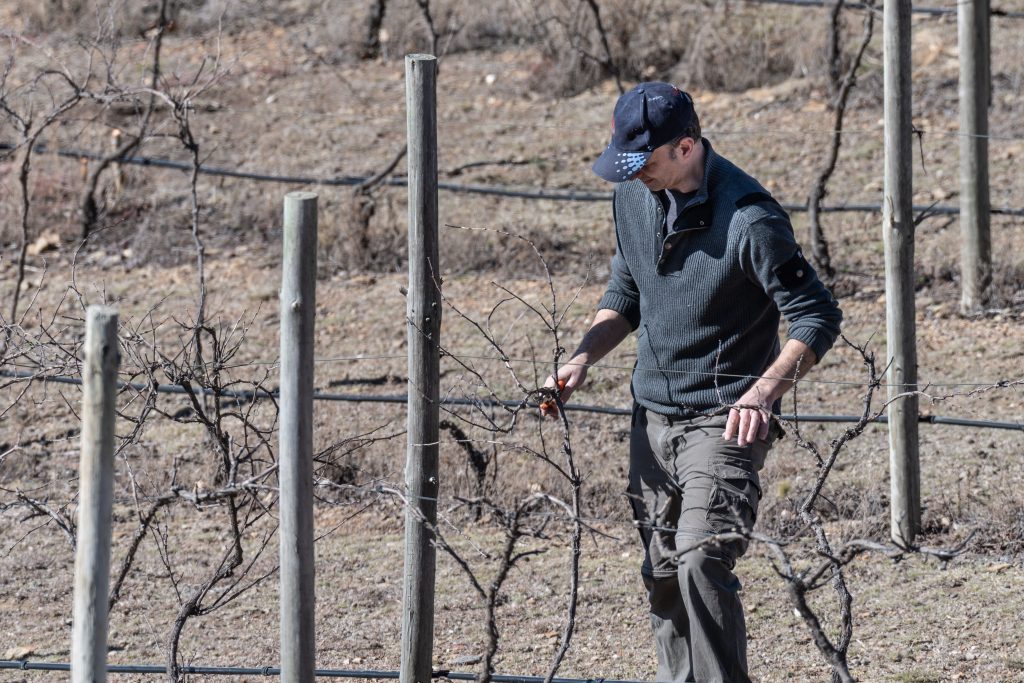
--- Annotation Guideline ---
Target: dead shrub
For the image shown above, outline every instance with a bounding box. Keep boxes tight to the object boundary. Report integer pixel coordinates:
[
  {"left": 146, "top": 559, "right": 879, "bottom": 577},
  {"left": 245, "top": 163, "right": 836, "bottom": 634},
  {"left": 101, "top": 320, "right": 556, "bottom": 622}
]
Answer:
[
  {"left": 526, "top": 50, "right": 604, "bottom": 98},
  {"left": 19, "top": 0, "right": 163, "bottom": 36},
  {"left": 667, "top": 5, "right": 812, "bottom": 92},
  {"left": 990, "top": 261, "right": 1024, "bottom": 309},
  {"left": 924, "top": 483, "right": 1024, "bottom": 554},
  {"left": 300, "top": 0, "right": 844, "bottom": 96},
  {"left": 0, "top": 153, "right": 82, "bottom": 247},
  {"left": 524, "top": 0, "right": 834, "bottom": 96},
  {"left": 321, "top": 186, "right": 406, "bottom": 273},
  {"left": 17, "top": 0, "right": 288, "bottom": 37},
  {"left": 319, "top": 186, "right": 587, "bottom": 277},
  {"left": 758, "top": 478, "right": 889, "bottom": 540},
  {"left": 307, "top": 0, "right": 528, "bottom": 65}
]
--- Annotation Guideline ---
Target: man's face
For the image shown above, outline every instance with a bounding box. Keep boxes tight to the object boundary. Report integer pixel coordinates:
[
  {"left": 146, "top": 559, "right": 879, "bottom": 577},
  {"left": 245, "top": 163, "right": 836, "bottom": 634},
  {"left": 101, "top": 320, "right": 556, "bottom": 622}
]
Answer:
[{"left": 633, "top": 137, "right": 694, "bottom": 191}]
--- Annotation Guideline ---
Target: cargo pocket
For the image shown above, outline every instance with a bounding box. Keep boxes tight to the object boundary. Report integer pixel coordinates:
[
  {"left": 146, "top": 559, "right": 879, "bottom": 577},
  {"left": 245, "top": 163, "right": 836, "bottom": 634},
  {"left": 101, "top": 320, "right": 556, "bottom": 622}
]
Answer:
[{"left": 706, "top": 463, "right": 761, "bottom": 531}]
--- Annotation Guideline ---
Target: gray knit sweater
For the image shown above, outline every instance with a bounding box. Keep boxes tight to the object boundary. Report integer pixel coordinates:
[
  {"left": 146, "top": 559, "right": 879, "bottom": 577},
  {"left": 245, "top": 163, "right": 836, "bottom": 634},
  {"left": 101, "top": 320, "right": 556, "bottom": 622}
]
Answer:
[{"left": 597, "top": 140, "right": 843, "bottom": 417}]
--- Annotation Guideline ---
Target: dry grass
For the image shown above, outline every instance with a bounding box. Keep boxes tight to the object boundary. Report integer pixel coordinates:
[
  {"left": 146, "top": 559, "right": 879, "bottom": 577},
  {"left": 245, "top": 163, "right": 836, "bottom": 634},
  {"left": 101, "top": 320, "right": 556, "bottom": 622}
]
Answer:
[{"left": 3, "top": 2, "right": 1024, "bottom": 681}]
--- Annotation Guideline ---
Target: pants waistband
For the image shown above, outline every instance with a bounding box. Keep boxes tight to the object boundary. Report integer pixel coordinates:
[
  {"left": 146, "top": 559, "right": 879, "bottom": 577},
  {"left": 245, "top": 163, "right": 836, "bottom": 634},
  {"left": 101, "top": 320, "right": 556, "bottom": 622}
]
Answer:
[{"left": 635, "top": 404, "right": 729, "bottom": 427}]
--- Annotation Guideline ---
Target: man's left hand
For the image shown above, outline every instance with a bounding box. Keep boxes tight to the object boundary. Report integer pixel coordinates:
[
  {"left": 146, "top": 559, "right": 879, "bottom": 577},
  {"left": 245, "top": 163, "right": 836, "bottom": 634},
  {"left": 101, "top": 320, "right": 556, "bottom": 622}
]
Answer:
[{"left": 724, "top": 386, "right": 773, "bottom": 447}]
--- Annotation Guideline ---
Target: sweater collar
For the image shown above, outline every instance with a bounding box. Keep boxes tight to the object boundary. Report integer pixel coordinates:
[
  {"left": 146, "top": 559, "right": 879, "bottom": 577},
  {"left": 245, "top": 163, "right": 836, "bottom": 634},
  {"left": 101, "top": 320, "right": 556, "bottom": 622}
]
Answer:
[
  {"left": 692, "top": 137, "right": 719, "bottom": 205},
  {"left": 656, "top": 138, "right": 718, "bottom": 233}
]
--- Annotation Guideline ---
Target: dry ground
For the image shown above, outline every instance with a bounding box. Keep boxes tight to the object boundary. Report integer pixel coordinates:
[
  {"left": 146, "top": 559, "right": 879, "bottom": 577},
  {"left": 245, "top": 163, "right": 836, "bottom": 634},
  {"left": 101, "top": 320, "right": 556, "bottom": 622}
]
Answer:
[{"left": 2, "top": 2, "right": 1024, "bottom": 682}]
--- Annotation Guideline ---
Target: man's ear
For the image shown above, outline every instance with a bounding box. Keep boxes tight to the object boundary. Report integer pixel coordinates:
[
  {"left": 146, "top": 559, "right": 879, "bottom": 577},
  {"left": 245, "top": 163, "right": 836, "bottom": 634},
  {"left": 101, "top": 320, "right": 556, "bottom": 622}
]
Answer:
[{"left": 678, "top": 137, "right": 695, "bottom": 157}]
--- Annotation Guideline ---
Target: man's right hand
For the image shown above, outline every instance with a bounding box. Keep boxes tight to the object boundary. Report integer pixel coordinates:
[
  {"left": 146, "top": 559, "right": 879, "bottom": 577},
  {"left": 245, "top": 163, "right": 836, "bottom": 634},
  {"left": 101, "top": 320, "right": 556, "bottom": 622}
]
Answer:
[
  {"left": 538, "top": 309, "right": 631, "bottom": 419},
  {"left": 539, "top": 361, "right": 589, "bottom": 418}
]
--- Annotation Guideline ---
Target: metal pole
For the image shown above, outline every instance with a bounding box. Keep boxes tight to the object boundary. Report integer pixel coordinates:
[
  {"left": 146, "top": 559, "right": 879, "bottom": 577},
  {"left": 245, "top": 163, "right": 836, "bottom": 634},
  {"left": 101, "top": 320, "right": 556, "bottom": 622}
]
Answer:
[
  {"left": 71, "top": 306, "right": 120, "bottom": 683},
  {"left": 279, "top": 191, "right": 318, "bottom": 683},
  {"left": 959, "top": 0, "right": 992, "bottom": 314},
  {"left": 883, "top": 0, "right": 920, "bottom": 545},
  {"left": 400, "top": 53, "right": 441, "bottom": 683}
]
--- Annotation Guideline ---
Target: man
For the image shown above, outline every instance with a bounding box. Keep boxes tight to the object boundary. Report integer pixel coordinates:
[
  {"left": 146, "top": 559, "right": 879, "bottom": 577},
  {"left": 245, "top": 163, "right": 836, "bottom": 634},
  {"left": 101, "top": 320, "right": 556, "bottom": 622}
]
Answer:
[{"left": 541, "top": 82, "right": 842, "bottom": 682}]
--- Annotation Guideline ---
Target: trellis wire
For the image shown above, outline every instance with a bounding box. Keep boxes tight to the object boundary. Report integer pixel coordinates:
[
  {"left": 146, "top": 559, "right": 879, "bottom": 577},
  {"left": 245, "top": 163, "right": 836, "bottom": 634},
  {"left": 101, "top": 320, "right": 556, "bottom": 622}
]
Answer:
[
  {"left": 741, "top": 0, "right": 1024, "bottom": 18},
  {"left": 1, "top": 369, "right": 1021, "bottom": 432},
  {"left": 0, "top": 660, "right": 651, "bottom": 683},
  {"left": 3, "top": 142, "right": 1024, "bottom": 216},
  {"left": 6, "top": 346, "right": 1023, "bottom": 387}
]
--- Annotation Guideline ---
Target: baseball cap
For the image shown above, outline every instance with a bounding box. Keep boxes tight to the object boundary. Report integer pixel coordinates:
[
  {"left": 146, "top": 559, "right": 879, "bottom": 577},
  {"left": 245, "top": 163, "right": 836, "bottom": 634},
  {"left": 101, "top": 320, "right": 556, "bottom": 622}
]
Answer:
[{"left": 592, "top": 82, "right": 698, "bottom": 183}]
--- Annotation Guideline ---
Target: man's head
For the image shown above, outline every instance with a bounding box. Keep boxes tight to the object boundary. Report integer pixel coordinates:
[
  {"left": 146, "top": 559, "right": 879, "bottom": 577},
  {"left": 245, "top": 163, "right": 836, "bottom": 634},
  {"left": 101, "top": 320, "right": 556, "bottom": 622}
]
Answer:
[{"left": 592, "top": 82, "right": 702, "bottom": 185}]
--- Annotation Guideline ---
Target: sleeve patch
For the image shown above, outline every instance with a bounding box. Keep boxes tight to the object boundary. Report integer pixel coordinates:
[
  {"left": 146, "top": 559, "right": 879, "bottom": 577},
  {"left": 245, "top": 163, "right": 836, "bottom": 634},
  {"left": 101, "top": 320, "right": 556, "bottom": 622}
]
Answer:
[
  {"left": 736, "top": 191, "right": 775, "bottom": 209},
  {"left": 774, "top": 250, "right": 812, "bottom": 289}
]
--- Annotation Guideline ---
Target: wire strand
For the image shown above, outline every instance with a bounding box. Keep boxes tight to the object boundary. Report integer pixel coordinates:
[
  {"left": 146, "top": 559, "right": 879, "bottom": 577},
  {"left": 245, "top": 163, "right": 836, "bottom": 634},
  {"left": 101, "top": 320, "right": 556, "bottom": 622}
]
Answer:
[
  {"left": 205, "top": 353, "right": 1021, "bottom": 391},
  {"left": 0, "top": 660, "right": 654, "bottom": 683},
  {"left": 6, "top": 349, "right": 1024, "bottom": 388},
  {"left": 5, "top": 142, "right": 1024, "bottom": 216},
  {"left": 2, "top": 369, "right": 1021, "bottom": 431}
]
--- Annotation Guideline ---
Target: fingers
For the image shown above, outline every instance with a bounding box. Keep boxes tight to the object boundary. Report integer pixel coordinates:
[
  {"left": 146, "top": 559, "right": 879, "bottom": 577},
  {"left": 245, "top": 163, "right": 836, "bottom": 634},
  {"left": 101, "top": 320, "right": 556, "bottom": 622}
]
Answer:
[
  {"left": 539, "top": 377, "right": 568, "bottom": 419},
  {"left": 732, "top": 409, "right": 754, "bottom": 447},
  {"left": 726, "top": 407, "right": 770, "bottom": 447},
  {"left": 540, "top": 362, "right": 591, "bottom": 419},
  {"left": 744, "top": 409, "right": 760, "bottom": 446},
  {"left": 724, "top": 408, "right": 739, "bottom": 441},
  {"left": 544, "top": 368, "right": 576, "bottom": 391}
]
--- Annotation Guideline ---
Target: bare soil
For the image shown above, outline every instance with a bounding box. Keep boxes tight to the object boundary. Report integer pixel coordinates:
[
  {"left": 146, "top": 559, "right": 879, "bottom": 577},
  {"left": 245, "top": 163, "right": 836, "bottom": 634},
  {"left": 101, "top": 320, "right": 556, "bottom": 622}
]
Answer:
[{"left": 2, "top": 3, "right": 1024, "bottom": 682}]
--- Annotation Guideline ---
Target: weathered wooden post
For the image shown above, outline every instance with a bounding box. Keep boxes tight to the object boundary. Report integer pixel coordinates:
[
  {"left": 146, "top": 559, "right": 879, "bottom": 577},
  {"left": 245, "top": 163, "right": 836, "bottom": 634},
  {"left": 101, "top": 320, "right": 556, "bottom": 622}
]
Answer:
[
  {"left": 883, "top": 0, "right": 920, "bottom": 545},
  {"left": 279, "top": 191, "right": 318, "bottom": 683},
  {"left": 959, "top": 0, "right": 992, "bottom": 314},
  {"left": 71, "top": 306, "right": 120, "bottom": 683},
  {"left": 400, "top": 53, "right": 441, "bottom": 683}
]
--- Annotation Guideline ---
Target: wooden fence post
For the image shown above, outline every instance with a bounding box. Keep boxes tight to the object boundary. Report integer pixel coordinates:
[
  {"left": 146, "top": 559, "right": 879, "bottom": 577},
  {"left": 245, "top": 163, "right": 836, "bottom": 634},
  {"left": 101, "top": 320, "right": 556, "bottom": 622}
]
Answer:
[
  {"left": 400, "top": 53, "right": 441, "bottom": 683},
  {"left": 883, "top": 0, "right": 921, "bottom": 546},
  {"left": 279, "top": 191, "right": 318, "bottom": 683},
  {"left": 71, "top": 306, "right": 120, "bottom": 683},
  {"left": 959, "top": 0, "right": 992, "bottom": 314}
]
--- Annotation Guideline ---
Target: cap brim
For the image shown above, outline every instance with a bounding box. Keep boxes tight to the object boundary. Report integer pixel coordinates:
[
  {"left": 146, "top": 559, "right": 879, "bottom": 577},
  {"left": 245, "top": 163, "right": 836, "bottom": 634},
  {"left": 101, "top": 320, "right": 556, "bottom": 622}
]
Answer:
[{"left": 591, "top": 144, "right": 651, "bottom": 183}]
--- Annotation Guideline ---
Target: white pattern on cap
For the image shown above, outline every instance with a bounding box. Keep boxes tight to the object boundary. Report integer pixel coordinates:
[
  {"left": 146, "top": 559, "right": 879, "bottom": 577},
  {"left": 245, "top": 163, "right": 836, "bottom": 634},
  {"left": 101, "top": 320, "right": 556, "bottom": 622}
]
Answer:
[{"left": 614, "top": 152, "right": 648, "bottom": 177}]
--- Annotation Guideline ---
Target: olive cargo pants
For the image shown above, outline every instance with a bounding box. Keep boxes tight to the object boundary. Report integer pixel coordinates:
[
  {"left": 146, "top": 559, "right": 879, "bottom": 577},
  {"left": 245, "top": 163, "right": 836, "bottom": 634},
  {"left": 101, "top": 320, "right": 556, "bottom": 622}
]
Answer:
[{"left": 628, "top": 406, "right": 775, "bottom": 683}]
